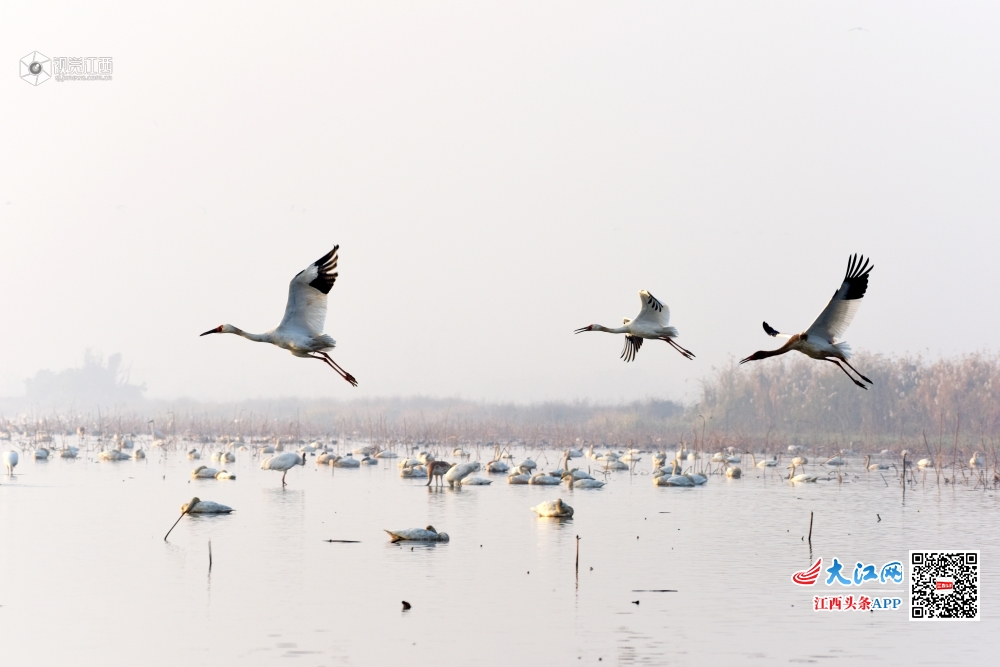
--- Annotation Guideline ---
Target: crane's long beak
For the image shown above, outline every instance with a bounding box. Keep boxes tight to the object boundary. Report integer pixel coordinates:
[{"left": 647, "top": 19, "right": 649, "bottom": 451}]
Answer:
[
  {"left": 200, "top": 326, "right": 223, "bottom": 336},
  {"left": 573, "top": 326, "right": 591, "bottom": 334}
]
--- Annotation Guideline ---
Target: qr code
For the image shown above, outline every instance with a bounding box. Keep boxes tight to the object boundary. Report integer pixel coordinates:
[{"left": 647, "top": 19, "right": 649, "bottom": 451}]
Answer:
[{"left": 909, "top": 551, "right": 980, "bottom": 621}]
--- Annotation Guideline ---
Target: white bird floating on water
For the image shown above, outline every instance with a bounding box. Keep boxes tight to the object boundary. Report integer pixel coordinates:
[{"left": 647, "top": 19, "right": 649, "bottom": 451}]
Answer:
[
  {"left": 864, "top": 455, "right": 889, "bottom": 471},
  {"left": 215, "top": 470, "right": 236, "bottom": 480},
  {"left": 99, "top": 449, "right": 129, "bottom": 461},
  {"left": 788, "top": 464, "right": 818, "bottom": 484},
  {"left": 486, "top": 460, "right": 510, "bottom": 473},
  {"left": 563, "top": 474, "right": 605, "bottom": 489},
  {"left": 529, "top": 472, "right": 562, "bottom": 485},
  {"left": 532, "top": 499, "right": 574, "bottom": 518},
  {"left": 334, "top": 454, "right": 361, "bottom": 468},
  {"left": 181, "top": 497, "right": 234, "bottom": 514},
  {"left": 654, "top": 474, "right": 694, "bottom": 487},
  {"left": 187, "top": 449, "right": 201, "bottom": 459},
  {"left": 751, "top": 453, "right": 777, "bottom": 468},
  {"left": 316, "top": 452, "right": 339, "bottom": 465},
  {"left": 726, "top": 466, "right": 742, "bottom": 478},
  {"left": 60, "top": 447, "right": 78, "bottom": 459},
  {"left": 132, "top": 449, "right": 145, "bottom": 460},
  {"left": 3, "top": 451, "right": 18, "bottom": 474},
  {"left": 35, "top": 448, "right": 49, "bottom": 460},
  {"left": 575, "top": 290, "right": 696, "bottom": 361},
  {"left": 740, "top": 254, "right": 874, "bottom": 389},
  {"left": 200, "top": 245, "right": 358, "bottom": 387},
  {"left": 261, "top": 452, "right": 306, "bottom": 486},
  {"left": 385, "top": 526, "right": 450, "bottom": 543},
  {"left": 970, "top": 452, "right": 984, "bottom": 468},
  {"left": 507, "top": 471, "right": 531, "bottom": 484},
  {"left": 460, "top": 476, "right": 492, "bottom": 486},
  {"left": 164, "top": 496, "right": 236, "bottom": 540},
  {"left": 916, "top": 458, "right": 934, "bottom": 469},
  {"left": 191, "top": 466, "right": 218, "bottom": 479}
]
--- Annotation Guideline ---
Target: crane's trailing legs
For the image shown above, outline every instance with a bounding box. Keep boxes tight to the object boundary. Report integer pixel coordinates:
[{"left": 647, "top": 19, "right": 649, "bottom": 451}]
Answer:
[
  {"left": 825, "top": 358, "right": 867, "bottom": 390},
  {"left": 840, "top": 358, "right": 873, "bottom": 385},
  {"left": 663, "top": 337, "right": 695, "bottom": 360},
  {"left": 309, "top": 352, "right": 358, "bottom": 387}
]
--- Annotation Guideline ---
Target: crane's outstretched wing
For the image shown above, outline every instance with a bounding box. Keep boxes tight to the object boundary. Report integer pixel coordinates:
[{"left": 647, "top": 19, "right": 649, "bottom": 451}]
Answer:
[
  {"left": 632, "top": 290, "right": 670, "bottom": 327},
  {"left": 805, "top": 254, "right": 872, "bottom": 342},
  {"left": 277, "top": 245, "right": 339, "bottom": 336},
  {"left": 621, "top": 334, "right": 643, "bottom": 363}
]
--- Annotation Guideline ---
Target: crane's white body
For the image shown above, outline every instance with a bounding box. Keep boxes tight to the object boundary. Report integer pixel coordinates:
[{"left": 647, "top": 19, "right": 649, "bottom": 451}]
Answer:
[
  {"left": 3, "top": 451, "right": 18, "bottom": 474},
  {"left": 444, "top": 462, "right": 480, "bottom": 487},
  {"left": 201, "top": 246, "right": 357, "bottom": 386},
  {"left": 261, "top": 452, "right": 306, "bottom": 485},
  {"left": 575, "top": 290, "right": 695, "bottom": 362}
]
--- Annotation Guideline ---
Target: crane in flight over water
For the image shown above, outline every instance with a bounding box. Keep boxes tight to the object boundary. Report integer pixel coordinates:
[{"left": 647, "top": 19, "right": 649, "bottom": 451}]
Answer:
[
  {"left": 740, "top": 254, "right": 873, "bottom": 389},
  {"left": 200, "top": 245, "right": 358, "bottom": 386},
  {"left": 575, "top": 290, "right": 695, "bottom": 362}
]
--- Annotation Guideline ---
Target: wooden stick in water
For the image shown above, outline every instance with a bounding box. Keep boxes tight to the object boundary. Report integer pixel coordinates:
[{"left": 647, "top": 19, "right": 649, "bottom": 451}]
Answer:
[
  {"left": 808, "top": 511, "right": 814, "bottom": 545},
  {"left": 575, "top": 535, "right": 580, "bottom": 574},
  {"left": 209, "top": 540, "right": 213, "bottom": 572}
]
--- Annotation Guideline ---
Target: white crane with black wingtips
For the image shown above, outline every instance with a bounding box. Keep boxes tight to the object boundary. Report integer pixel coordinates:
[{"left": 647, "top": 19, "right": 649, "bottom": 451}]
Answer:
[
  {"left": 575, "top": 290, "right": 695, "bottom": 362},
  {"left": 740, "top": 254, "right": 874, "bottom": 389},
  {"left": 201, "top": 245, "right": 357, "bottom": 386}
]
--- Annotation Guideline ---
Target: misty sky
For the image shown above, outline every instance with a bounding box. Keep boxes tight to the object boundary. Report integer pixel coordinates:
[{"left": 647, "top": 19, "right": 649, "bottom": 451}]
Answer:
[{"left": 3, "top": 2, "right": 999, "bottom": 404}]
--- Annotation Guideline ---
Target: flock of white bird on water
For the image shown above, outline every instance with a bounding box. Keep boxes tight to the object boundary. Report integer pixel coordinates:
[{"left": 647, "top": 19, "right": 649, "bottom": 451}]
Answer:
[
  {"left": 2, "top": 246, "right": 996, "bottom": 540},
  {"left": 4, "top": 425, "right": 995, "bottom": 543}
]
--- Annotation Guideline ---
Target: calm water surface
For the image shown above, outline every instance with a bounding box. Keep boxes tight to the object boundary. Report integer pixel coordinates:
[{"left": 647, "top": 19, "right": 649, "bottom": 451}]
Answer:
[{"left": 1, "top": 446, "right": 996, "bottom": 666}]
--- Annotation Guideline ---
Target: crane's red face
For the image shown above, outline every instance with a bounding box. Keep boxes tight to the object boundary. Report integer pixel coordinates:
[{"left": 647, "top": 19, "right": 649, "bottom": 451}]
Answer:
[{"left": 200, "top": 325, "right": 224, "bottom": 336}]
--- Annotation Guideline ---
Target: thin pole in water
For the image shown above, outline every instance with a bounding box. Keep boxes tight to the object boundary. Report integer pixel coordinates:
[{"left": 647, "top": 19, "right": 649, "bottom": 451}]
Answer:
[
  {"left": 209, "top": 540, "right": 213, "bottom": 572},
  {"left": 808, "top": 511, "right": 814, "bottom": 545},
  {"left": 575, "top": 535, "right": 580, "bottom": 575}
]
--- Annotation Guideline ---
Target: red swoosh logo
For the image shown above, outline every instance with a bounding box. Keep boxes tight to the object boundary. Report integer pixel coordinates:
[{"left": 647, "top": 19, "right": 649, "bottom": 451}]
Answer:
[{"left": 792, "top": 558, "right": 822, "bottom": 585}]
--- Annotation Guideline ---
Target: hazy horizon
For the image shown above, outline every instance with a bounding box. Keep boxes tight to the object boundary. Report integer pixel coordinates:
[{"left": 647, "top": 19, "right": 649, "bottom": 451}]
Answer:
[{"left": 5, "top": 2, "right": 999, "bottom": 404}]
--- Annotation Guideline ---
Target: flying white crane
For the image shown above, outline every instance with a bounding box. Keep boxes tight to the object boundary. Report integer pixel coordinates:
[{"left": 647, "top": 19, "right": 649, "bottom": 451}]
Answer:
[
  {"left": 740, "top": 254, "right": 874, "bottom": 389},
  {"left": 575, "top": 290, "right": 695, "bottom": 362},
  {"left": 201, "top": 245, "right": 357, "bottom": 386},
  {"left": 261, "top": 451, "right": 306, "bottom": 486}
]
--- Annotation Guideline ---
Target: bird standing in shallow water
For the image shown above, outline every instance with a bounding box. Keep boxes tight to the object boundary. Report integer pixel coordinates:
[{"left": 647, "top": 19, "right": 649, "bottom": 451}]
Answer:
[
  {"left": 201, "top": 245, "right": 357, "bottom": 386},
  {"left": 261, "top": 452, "right": 306, "bottom": 486},
  {"left": 575, "top": 290, "right": 695, "bottom": 362},
  {"left": 740, "top": 254, "right": 874, "bottom": 389}
]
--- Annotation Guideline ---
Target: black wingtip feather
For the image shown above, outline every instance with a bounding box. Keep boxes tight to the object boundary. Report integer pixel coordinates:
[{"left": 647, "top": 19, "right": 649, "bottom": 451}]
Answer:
[
  {"left": 762, "top": 322, "right": 780, "bottom": 337},
  {"left": 842, "top": 253, "right": 873, "bottom": 301},
  {"left": 308, "top": 245, "right": 340, "bottom": 294}
]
